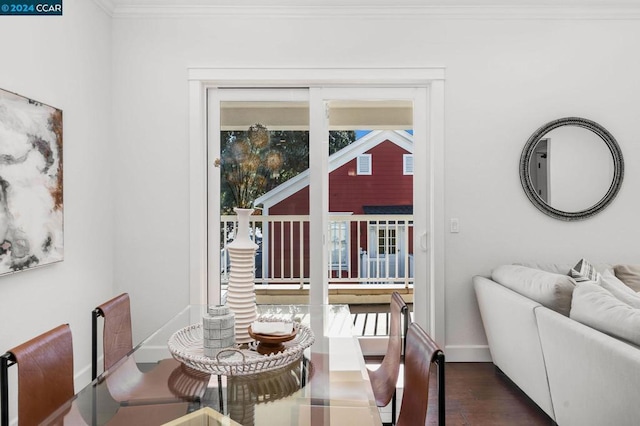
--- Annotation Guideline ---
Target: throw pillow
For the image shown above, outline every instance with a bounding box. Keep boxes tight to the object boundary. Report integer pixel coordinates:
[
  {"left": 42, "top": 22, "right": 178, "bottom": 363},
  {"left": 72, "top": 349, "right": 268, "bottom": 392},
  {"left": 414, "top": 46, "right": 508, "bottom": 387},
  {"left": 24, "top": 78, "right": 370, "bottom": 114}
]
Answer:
[
  {"left": 492, "top": 264, "right": 575, "bottom": 316},
  {"left": 613, "top": 264, "right": 640, "bottom": 292},
  {"left": 569, "top": 258, "right": 601, "bottom": 283},
  {"left": 570, "top": 283, "right": 640, "bottom": 347},
  {"left": 600, "top": 269, "right": 640, "bottom": 309}
]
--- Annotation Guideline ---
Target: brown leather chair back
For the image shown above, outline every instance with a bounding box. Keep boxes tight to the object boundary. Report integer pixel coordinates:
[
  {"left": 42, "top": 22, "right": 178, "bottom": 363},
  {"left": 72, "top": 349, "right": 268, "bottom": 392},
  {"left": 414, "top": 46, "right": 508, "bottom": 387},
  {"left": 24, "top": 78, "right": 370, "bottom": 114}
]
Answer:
[
  {"left": 396, "top": 322, "right": 445, "bottom": 426},
  {"left": 368, "top": 291, "right": 408, "bottom": 407},
  {"left": 97, "top": 293, "right": 133, "bottom": 371},
  {"left": 93, "top": 293, "right": 210, "bottom": 403},
  {"left": 7, "top": 324, "right": 74, "bottom": 426}
]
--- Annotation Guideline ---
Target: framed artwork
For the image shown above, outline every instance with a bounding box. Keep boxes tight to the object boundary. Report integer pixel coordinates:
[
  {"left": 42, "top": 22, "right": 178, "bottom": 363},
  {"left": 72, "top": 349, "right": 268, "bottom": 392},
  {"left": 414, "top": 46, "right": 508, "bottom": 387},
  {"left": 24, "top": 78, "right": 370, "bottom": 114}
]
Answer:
[{"left": 0, "top": 88, "right": 63, "bottom": 275}]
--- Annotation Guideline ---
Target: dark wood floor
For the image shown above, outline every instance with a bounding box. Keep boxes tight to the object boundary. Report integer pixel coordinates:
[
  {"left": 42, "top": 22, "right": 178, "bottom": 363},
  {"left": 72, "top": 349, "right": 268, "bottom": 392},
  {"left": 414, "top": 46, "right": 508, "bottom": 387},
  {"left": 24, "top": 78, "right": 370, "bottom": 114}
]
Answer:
[
  {"left": 367, "top": 360, "right": 556, "bottom": 426},
  {"left": 426, "top": 363, "right": 556, "bottom": 425}
]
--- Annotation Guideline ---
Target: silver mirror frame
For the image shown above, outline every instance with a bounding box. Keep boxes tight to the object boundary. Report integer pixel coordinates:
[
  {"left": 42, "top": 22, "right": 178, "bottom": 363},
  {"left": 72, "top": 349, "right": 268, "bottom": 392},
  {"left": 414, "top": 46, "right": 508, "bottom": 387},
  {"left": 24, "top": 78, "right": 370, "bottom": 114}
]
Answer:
[{"left": 519, "top": 117, "right": 624, "bottom": 221}]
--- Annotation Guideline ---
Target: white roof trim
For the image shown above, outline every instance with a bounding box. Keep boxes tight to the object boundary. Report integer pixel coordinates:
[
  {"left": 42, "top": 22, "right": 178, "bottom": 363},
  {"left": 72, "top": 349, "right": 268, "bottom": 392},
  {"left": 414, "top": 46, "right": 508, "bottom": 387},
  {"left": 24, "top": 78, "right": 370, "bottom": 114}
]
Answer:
[{"left": 255, "top": 130, "right": 413, "bottom": 209}]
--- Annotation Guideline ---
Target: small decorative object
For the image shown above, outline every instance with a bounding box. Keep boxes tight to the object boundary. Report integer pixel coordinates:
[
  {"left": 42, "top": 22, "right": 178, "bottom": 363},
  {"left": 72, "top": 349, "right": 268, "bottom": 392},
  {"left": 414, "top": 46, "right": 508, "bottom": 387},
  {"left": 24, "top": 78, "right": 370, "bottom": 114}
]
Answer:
[
  {"left": 202, "top": 305, "right": 235, "bottom": 358},
  {"left": 0, "top": 88, "right": 63, "bottom": 276},
  {"left": 248, "top": 321, "right": 297, "bottom": 355},
  {"left": 167, "top": 318, "right": 315, "bottom": 376}
]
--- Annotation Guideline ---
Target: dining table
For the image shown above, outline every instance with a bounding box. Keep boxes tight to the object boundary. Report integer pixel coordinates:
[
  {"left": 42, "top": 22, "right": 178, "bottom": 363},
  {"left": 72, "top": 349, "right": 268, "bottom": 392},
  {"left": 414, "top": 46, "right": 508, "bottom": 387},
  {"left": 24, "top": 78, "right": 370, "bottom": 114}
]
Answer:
[{"left": 42, "top": 304, "right": 383, "bottom": 426}]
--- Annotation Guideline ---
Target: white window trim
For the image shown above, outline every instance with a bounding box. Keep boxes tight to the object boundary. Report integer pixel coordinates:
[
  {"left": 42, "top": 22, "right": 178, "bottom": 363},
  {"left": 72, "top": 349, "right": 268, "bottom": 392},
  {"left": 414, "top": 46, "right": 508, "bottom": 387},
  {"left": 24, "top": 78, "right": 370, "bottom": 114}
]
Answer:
[
  {"left": 357, "top": 154, "right": 372, "bottom": 175},
  {"left": 329, "top": 217, "right": 350, "bottom": 272},
  {"left": 403, "top": 154, "right": 414, "bottom": 175},
  {"left": 368, "top": 223, "right": 400, "bottom": 257}
]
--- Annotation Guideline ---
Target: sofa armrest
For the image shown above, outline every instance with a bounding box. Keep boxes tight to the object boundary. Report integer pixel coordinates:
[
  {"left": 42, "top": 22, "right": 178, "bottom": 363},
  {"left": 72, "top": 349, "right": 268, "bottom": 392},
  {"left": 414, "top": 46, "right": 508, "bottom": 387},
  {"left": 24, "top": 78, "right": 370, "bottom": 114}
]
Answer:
[
  {"left": 473, "top": 276, "right": 555, "bottom": 420},
  {"left": 536, "top": 308, "right": 640, "bottom": 426}
]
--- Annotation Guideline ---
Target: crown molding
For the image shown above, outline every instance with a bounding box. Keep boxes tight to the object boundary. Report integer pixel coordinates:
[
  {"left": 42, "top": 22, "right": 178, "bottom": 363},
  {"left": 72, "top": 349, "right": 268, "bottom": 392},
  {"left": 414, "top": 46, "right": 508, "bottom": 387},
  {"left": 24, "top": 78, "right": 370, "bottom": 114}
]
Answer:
[
  {"left": 93, "top": 0, "right": 116, "bottom": 16},
  {"left": 107, "top": 4, "right": 640, "bottom": 20}
]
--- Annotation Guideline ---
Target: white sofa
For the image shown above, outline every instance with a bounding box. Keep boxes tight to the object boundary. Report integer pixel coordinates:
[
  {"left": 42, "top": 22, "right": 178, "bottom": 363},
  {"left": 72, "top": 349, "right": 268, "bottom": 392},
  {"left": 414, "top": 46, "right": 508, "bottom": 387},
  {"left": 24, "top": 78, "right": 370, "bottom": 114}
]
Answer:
[{"left": 474, "top": 263, "right": 640, "bottom": 426}]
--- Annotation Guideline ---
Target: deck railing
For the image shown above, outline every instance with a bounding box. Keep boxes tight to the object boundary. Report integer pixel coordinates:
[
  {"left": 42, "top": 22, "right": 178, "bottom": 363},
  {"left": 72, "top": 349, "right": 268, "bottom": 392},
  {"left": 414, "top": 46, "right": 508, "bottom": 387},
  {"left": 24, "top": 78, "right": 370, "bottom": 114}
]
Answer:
[{"left": 220, "top": 214, "right": 414, "bottom": 289}]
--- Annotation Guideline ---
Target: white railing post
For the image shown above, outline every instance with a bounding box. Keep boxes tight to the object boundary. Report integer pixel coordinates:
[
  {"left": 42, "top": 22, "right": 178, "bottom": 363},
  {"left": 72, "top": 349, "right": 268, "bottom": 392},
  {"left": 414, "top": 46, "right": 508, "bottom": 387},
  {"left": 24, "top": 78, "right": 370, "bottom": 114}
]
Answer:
[
  {"left": 299, "top": 218, "right": 305, "bottom": 289},
  {"left": 219, "top": 214, "right": 413, "bottom": 287}
]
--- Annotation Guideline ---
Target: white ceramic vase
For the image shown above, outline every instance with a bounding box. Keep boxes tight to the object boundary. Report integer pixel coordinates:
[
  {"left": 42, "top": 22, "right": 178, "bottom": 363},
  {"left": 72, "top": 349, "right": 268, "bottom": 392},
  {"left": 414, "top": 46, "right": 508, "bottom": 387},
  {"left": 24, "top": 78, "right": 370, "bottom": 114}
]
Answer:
[{"left": 226, "top": 207, "right": 259, "bottom": 344}]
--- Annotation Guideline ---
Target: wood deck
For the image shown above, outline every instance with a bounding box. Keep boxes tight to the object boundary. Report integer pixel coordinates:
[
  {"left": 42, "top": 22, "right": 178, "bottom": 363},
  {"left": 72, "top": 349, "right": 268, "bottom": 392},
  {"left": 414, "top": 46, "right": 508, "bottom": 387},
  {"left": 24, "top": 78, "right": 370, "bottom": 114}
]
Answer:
[{"left": 350, "top": 303, "right": 413, "bottom": 336}]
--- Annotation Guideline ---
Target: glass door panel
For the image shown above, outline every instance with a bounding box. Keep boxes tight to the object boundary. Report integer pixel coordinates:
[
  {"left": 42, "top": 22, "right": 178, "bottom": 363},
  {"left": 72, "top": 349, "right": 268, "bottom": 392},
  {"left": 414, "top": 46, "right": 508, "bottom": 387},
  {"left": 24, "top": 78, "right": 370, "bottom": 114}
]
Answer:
[
  {"left": 327, "top": 100, "right": 414, "bottom": 289},
  {"left": 321, "top": 94, "right": 419, "bottom": 355},
  {"left": 209, "top": 89, "right": 310, "bottom": 305}
]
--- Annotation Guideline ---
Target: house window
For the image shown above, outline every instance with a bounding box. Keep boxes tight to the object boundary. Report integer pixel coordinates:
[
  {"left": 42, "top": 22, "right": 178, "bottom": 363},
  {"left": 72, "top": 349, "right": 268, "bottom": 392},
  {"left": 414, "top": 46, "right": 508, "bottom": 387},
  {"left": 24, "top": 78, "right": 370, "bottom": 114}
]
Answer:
[
  {"left": 403, "top": 154, "right": 414, "bottom": 175},
  {"left": 329, "top": 219, "right": 349, "bottom": 271},
  {"left": 357, "top": 154, "right": 372, "bottom": 175},
  {"left": 378, "top": 228, "right": 397, "bottom": 255}
]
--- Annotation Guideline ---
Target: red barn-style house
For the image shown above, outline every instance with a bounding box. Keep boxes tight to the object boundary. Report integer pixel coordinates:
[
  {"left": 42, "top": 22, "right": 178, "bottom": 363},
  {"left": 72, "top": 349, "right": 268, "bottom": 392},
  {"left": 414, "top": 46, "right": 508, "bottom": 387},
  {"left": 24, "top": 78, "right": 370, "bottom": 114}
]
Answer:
[{"left": 255, "top": 130, "right": 414, "bottom": 285}]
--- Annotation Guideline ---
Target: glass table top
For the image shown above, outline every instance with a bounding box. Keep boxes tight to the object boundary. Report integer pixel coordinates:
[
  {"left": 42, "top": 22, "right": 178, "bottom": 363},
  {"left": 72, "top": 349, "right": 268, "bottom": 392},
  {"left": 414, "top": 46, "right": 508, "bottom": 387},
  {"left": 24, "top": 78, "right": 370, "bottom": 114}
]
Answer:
[{"left": 43, "top": 304, "right": 382, "bottom": 426}]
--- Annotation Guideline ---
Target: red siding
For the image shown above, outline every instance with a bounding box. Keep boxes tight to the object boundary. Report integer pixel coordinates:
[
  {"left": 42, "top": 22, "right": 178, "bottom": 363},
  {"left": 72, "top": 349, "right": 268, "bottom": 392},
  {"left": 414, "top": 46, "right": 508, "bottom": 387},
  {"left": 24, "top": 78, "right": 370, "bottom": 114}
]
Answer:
[
  {"left": 329, "top": 141, "right": 412, "bottom": 213},
  {"left": 266, "top": 140, "right": 413, "bottom": 280},
  {"left": 270, "top": 188, "right": 309, "bottom": 215}
]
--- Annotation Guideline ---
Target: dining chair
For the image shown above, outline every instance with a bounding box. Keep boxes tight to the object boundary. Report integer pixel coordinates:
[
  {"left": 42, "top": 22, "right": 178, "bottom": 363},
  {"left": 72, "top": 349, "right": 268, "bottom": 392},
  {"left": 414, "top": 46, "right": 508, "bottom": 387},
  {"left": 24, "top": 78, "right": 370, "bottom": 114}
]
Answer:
[
  {"left": 92, "top": 293, "right": 209, "bottom": 402},
  {"left": 1, "top": 324, "right": 74, "bottom": 426},
  {"left": 396, "top": 322, "right": 445, "bottom": 426},
  {"left": 367, "top": 291, "right": 410, "bottom": 426},
  {"left": 92, "top": 292, "right": 134, "bottom": 378}
]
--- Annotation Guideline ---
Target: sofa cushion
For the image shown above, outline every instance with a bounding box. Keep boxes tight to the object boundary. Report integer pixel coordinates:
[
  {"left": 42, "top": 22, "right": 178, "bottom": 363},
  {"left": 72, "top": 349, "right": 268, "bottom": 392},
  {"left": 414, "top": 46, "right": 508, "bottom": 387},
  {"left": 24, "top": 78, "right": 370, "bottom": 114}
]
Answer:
[
  {"left": 570, "top": 283, "right": 640, "bottom": 347},
  {"left": 492, "top": 265, "right": 576, "bottom": 316},
  {"left": 515, "top": 263, "right": 574, "bottom": 275},
  {"left": 600, "top": 269, "right": 640, "bottom": 309},
  {"left": 515, "top": 262, "right": 613, "bottom": 276},
  {"left": 613, "top": 264, "right": 640, "bottom": 292},
  {"left": 569, "top": 258, "right": 601, "bottom": 283}
]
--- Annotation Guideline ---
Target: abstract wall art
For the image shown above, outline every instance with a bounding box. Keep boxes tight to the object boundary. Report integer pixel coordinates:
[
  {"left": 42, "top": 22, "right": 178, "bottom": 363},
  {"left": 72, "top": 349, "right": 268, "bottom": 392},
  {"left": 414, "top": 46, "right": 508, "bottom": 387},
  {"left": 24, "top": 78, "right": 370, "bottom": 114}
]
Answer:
[{"left": 0, "top": 88, "right": 63, "bottom": 275}]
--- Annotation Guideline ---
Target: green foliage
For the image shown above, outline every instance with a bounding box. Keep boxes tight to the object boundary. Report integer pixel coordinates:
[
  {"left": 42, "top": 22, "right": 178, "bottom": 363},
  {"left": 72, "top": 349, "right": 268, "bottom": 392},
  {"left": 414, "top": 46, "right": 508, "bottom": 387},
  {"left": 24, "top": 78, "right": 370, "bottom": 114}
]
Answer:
[
  {"left": 329, "top": 131, "right": 356, "bottom": 155},
  {"left": 219, "top": 128, "right": 355, "bottom": 213}
]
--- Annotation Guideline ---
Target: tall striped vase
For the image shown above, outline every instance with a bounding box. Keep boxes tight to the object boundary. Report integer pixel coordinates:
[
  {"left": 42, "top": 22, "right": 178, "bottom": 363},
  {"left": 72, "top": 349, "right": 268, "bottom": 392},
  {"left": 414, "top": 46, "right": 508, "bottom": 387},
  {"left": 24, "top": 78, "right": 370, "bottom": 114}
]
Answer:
[{"left": 226, "top": 208, "right": 259, "bottom": 344}]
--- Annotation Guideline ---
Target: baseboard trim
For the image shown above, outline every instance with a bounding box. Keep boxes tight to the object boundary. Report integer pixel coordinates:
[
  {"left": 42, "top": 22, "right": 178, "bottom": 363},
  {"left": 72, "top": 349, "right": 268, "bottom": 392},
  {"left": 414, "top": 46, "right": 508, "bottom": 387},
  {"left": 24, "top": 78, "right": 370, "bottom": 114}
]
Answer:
[
  {"left": 444, "top": 345, "right": 492, "bottom": 362},
  {"left": 74, "top": 363, "right": 94, "bottom": 391}
]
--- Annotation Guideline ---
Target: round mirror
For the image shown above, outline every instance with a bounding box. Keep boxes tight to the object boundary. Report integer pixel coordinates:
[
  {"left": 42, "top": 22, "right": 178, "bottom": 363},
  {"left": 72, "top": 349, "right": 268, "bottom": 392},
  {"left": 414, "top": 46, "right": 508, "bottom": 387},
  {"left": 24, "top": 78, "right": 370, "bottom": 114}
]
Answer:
[{"left": 519, "top": 117, "right": 624, "bottom": 221}]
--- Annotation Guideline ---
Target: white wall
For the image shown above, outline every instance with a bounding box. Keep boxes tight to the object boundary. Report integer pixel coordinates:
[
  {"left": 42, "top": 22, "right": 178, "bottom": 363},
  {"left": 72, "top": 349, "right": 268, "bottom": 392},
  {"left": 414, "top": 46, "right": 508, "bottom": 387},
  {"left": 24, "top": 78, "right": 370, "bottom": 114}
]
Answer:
[
  {"left": 111, "top": 11, "right": 640, "bottom": 359},
  {"left": 0, "top": 0, "right": 113, "bottom": 406}
]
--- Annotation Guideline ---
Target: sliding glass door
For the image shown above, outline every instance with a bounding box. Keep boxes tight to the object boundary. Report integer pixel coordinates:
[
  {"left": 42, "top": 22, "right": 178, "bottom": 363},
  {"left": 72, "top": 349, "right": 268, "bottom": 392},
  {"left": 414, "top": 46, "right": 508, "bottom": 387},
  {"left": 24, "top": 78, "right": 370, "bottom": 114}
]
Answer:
[{"left": 208, "top": 87, "right": 430, "bottom": 324}]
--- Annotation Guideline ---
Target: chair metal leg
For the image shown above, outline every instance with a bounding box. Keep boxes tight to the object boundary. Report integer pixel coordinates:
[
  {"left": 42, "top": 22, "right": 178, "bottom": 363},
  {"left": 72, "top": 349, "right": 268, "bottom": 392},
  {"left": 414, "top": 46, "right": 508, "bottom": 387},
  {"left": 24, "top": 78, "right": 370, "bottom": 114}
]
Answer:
[
  {"left": 391, "top": 389, "right": 397, "bottom": 425},
  {"left": 1, "top": 353, "right": 15, "bottom": 426},
  {"left": 91, "top": 308, "right": 102, "bottom": 380},
  {"left": 395, "top": 303, "right": 407, "bottom": 426},
  {"left": 401, "top": 305, "right": 409, "bottom": 356},
  {"left": 380, "top": 390, "right": 398, "bottom": 426},
  {"left": 436, "top": 352, "right": 445, "bottom": 426}
]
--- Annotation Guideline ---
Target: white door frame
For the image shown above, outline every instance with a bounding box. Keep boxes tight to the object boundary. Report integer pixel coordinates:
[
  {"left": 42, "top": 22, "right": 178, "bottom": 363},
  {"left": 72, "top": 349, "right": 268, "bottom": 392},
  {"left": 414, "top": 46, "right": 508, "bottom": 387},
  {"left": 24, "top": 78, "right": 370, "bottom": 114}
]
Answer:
[{"left": 188, "top": 67, "right": 446, "bottom": 344}]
